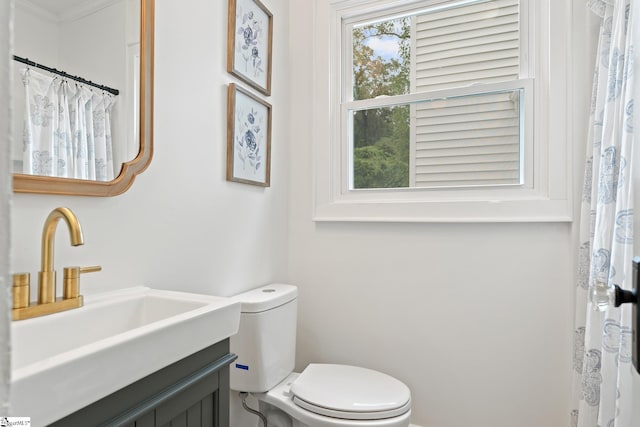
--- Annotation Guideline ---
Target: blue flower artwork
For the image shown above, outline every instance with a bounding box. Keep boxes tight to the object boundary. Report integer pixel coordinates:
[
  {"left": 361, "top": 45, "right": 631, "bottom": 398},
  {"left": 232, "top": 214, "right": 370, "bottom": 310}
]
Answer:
[
  {"left": 227, "top": 84, "right": 271, "bottom": 186},
  {"left": 230, "top": 0, "right": 272, "bottom": 95},
  {"left": 236, "top": 102, "right": 264, "bottom": 174}
]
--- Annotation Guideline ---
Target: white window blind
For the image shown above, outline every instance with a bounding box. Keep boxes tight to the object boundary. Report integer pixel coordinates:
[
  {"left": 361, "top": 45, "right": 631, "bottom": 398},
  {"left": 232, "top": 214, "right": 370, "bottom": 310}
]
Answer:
[{"left": 411, "top": 0, "right": 521, "bottom": 187}]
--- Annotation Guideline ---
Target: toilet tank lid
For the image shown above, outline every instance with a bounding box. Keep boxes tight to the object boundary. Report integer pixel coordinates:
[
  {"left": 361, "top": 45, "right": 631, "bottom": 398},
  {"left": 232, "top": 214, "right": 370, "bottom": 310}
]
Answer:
[{"left": 232, "top": 283, "right": 297, "bottom": 313}]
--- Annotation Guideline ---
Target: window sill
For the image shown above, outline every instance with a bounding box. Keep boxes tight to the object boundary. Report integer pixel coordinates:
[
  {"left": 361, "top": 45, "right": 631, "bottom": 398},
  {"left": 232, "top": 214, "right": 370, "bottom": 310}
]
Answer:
[{"left": 313, "top": 197, "right": 573, "bottom": 223}]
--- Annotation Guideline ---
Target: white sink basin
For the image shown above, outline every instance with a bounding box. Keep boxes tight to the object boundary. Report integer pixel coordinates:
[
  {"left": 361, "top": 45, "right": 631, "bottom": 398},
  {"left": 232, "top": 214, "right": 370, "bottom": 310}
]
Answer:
[{"left": 10, "top": 287, "right": 241, "bottom": 427}]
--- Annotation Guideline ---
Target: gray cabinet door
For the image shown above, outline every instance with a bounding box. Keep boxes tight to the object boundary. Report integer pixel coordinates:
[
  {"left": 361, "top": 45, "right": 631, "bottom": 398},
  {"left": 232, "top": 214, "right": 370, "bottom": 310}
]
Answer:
[{"left": 50, "top": 340, "right": 235, "bottom": 427}]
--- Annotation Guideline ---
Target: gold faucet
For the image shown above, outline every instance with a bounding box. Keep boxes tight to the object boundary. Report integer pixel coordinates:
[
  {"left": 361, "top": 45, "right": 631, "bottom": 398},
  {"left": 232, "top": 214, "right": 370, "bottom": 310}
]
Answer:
[
  {"left": 39, "top": 207, "right": 84, "bottom": 304},
  {"left": 12, "top": 207, "right": 101, "bottom": 321}
]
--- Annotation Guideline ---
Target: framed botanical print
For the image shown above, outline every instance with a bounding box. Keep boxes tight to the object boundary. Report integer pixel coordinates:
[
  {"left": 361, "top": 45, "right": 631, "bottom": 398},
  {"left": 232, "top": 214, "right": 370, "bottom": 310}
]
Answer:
[
  {"left": 227, "top": 83, "right": 272, "bottom": 187},
  {"left": 227, "top": 0, "right": 273, "bottom": 96}
]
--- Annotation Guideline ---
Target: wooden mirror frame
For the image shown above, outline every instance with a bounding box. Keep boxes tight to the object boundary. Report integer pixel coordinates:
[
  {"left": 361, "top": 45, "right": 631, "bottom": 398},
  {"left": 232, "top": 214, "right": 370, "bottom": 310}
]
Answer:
[{"left": 13, "top": 0, "right": 154, "bottom": 197}]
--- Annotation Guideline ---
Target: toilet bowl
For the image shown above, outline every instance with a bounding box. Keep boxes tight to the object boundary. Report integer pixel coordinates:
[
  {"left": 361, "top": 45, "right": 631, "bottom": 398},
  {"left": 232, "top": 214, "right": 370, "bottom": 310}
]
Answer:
[{"left": 230, "top": 284, "right": 412, "bottom": 427}]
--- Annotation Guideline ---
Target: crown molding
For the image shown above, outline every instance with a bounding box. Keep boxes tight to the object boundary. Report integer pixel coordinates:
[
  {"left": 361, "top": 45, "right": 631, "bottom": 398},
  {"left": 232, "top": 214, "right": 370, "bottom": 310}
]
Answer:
[
  {"left": 59, "top": 0, "right": 121, "bottom": 23},
  {"left": 15, "top": 0, "right": 121, "bottom": 23},
  {"left": 15, "top": 0, "right": 58, "bottom": 23}
]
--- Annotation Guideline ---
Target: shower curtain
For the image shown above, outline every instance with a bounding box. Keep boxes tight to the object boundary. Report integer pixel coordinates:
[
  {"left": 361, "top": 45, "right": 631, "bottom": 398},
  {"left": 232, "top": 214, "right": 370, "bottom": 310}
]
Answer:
[
  {"left": 571, "top": 0, "right": 636, "bottom": 426},
  {"left": 21, "top": 68, "right": 115, "bottom": 181}
]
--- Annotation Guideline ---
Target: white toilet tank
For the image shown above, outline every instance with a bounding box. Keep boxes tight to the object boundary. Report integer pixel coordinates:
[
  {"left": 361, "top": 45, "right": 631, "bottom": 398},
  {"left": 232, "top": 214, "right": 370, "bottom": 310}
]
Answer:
[{"left": 230, "top": 284, "right": 298, "bottom": 393}]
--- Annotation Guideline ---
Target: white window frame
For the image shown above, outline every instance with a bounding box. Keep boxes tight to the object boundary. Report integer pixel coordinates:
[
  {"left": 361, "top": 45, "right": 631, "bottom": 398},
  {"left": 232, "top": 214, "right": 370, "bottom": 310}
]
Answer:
[{"left": 312, "top": 0, "right": 572, "bottom": 222}]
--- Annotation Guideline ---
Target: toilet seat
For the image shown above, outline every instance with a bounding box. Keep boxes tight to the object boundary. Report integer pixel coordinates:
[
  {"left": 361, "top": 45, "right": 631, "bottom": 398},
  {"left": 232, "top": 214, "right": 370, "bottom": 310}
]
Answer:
[{"left": 290, "top": 364, "right": 411, "bottom": 421}]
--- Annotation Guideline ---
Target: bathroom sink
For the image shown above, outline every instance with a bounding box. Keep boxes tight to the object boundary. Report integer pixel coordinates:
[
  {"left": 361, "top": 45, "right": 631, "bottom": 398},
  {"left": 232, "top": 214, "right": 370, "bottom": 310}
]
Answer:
[{"left": 10, "top": 286, "right": 241, "bottom": 427}]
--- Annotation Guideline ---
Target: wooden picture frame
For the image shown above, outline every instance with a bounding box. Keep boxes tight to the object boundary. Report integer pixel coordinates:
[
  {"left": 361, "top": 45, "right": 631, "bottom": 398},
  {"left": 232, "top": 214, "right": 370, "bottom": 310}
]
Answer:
[
  {"left": 227, "top": 0, "right": 273, "bottom": 96},
  {"left": 227, "top": 83, "right": 272, "bottom": 187}
]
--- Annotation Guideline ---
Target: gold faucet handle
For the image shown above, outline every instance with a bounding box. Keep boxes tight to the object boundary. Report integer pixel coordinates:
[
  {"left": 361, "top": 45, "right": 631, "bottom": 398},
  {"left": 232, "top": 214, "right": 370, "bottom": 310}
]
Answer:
[
  {"left": 63, "top": 265, "right": 102, "bottom": 300},
  {"left": 12, "top": 273, "right": 31, "bottom": 309}
]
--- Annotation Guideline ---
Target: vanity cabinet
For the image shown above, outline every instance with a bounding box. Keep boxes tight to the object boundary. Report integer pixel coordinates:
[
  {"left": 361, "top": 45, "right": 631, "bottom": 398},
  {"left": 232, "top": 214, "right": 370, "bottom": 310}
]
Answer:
[{"left": 50, "top": 340, "right": 236, "bottom": 427}]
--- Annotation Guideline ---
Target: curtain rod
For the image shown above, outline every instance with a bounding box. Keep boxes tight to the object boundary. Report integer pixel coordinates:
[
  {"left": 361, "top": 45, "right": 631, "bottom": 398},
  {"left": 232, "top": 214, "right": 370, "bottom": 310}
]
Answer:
[{"left": 13, "top": 55, "right": 120, "bottom": 96}]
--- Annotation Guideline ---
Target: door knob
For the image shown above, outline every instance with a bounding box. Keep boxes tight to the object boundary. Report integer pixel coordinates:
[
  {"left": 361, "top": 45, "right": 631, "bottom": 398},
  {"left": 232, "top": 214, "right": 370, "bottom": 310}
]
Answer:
[{"left": 613, "top": 257, "right": 640, "bottom": 374}]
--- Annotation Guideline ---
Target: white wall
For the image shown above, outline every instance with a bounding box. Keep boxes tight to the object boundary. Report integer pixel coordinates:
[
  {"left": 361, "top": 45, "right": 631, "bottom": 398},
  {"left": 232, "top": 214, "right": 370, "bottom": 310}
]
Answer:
[
  {"left": 9, "top": 0, "right": 290, "bottom": 419},
  {"left": 0, "top": 0, "right": 12, "bottom": 416},
  {"left": 13, "top": 3, "right": 59, "bottom": 64},
  {"left": 11, "top": 0, "right": 290, "bottom": 295},
  {"left": 287, "top": 1, "right": 582, "bottom": 426}
]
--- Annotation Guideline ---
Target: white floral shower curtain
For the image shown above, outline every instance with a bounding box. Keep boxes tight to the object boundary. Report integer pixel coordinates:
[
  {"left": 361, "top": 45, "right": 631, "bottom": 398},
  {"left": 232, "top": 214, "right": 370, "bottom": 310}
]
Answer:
[
  {"left": 571, "top": 0, "right": 636, "bottom": 426},
  {"left": 21, "top": 68, "right": 115, "bottom": 181}
]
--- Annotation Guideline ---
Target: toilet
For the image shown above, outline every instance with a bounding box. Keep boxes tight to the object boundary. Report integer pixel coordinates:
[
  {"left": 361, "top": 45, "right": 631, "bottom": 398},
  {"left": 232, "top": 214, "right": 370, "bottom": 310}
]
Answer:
[{"left": 230, "top": 284, "right": 412, "bottom": 427}]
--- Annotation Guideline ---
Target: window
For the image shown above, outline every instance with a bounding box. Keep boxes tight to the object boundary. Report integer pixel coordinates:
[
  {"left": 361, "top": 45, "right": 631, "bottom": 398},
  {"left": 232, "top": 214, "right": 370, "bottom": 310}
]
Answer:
[{"left": 312, "top": 0, "right": 572, "bottom": 222}]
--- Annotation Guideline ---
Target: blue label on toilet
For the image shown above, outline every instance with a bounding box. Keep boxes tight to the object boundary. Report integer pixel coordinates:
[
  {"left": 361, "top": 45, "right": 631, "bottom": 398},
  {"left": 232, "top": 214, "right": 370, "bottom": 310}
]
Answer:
[{"left": 235, "top": 363, "right": 249, "bottom": 370}]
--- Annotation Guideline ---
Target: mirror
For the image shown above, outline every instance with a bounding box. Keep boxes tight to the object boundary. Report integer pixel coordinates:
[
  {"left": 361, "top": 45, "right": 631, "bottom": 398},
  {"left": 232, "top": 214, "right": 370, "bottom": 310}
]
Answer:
[{"left": 12, "top": 0, "right": 153, "bottom": 196}]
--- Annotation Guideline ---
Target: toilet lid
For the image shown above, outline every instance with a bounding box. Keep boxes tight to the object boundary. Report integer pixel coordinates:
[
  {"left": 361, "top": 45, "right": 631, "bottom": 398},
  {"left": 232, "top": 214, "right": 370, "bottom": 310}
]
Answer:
[{"left": 290, "top": 364, "right": 411, "bottom": 420}]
